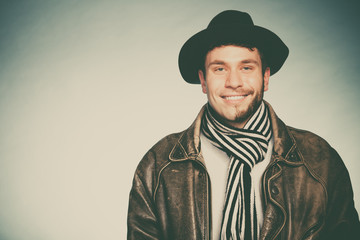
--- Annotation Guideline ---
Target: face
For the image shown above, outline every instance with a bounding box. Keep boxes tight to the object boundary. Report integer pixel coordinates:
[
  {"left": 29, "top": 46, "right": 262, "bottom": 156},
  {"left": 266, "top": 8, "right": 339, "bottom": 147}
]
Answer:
[{"left": 199, "top": 45, "right": 270, "bottom": 128}]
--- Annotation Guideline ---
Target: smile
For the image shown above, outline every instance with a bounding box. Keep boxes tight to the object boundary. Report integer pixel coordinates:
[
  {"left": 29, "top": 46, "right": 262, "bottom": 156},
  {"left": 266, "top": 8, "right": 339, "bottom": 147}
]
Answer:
[
  {"left": 224, "top": 95, "right": 245, "bottom": 100},
  {"left": 222, "top": 95, "right": 248, "bottom": 101}
]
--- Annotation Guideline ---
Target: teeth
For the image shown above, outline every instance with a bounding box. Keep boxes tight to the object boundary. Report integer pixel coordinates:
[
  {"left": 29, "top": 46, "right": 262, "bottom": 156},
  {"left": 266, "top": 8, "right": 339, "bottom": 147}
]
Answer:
[{"left": 224, "top": 96, "right": 245, "bottom": 100}]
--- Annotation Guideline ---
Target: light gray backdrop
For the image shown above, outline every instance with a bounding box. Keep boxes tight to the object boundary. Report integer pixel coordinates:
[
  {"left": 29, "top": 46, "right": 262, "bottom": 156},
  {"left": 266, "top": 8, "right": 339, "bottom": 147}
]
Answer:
[{"left": 0, "top": 0, "right": 359, "bottom": 239}]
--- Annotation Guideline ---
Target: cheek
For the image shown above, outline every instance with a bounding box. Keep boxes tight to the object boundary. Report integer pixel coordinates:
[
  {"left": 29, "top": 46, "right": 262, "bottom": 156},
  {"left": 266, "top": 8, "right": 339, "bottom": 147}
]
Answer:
[
  {"left": 248, "top": 77, "right": 264, "bottom": 92},
  {"left": 206, "top": 78, "right": 222, "bottom": 93}
]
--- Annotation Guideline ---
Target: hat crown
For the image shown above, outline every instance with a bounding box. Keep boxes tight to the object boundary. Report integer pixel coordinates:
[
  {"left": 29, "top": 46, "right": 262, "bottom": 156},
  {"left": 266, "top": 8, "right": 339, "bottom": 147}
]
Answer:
[{"left": 207, "top": 10, "right": 254, "bottom": 29}]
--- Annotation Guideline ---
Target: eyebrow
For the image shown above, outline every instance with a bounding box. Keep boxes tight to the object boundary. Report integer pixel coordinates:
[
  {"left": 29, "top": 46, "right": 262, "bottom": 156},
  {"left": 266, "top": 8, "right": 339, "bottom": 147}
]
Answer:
[
  {"left": 207, "top": 61, "right": 225, "bottom": 67},
  {"left": 207, "top": 59, "right": 260, "bottom": 68},
  {"left": 241, "top": 59, "right": 260, "bottom": 65}
]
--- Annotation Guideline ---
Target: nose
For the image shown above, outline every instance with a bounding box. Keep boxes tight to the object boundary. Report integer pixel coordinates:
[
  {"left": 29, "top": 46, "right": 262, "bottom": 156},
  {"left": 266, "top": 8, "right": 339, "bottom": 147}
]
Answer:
[{"left": 225, "top": 70, "right": 243, "bottom": 89}]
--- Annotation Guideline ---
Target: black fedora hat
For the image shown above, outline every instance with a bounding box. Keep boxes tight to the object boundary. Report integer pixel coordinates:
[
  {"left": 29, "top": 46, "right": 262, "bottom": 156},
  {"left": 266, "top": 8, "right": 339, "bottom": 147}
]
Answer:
[{"left": 178, "top": 10, "right": 289, "bottom": 84}]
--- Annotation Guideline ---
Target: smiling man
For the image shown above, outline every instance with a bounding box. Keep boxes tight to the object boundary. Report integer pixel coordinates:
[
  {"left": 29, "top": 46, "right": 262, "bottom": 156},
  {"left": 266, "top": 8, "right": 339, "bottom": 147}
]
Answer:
[
  {"left": 127, "top": 10, "right": 359, "bottom": 240},
  {"left": 199, "top": 46, "right": 269, "bottom": 128}
]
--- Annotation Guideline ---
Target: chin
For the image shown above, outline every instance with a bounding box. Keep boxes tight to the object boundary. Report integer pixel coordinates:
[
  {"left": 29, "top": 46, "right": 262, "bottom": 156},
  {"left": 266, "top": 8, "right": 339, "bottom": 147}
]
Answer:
[
  {"left": 225, "top": 106, "right": 254, "bottom": 125},
  {"left": 222, "top": 110, "right": 250, "bottom": 124},
  {"left": 232, "top": 107, "right": 251, "bottom": 119}
]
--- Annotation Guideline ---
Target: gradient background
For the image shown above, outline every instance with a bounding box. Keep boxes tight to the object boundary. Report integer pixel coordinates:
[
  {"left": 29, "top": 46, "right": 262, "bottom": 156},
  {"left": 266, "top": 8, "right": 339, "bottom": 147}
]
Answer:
[{"left": 0, "top": 0, "right": 359, "bottom": 239}]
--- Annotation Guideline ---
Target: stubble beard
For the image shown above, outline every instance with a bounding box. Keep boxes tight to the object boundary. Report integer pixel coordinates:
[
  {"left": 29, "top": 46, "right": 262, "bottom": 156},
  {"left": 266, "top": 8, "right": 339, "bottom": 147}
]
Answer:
[
  {"left": 234, "top": 94, "right": 262, "bottom": 122},
  {"left": 226, "top": 84, "right": 264, "bottom": 127}
]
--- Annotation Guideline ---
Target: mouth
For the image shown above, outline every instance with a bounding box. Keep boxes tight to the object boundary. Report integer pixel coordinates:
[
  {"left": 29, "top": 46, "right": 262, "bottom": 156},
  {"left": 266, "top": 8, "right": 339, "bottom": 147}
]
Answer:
[
  {"left": 221, "top": 94, "right": 249, "bottom": 102},
  {"left": 223, "top": 95, "right": 246, "bottom": 101}
]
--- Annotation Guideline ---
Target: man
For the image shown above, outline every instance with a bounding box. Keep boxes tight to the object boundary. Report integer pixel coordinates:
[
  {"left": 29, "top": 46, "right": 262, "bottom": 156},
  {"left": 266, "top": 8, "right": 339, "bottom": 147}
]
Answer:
[{"left": 127, "top": 10, "right": 359, "bottom": 239}]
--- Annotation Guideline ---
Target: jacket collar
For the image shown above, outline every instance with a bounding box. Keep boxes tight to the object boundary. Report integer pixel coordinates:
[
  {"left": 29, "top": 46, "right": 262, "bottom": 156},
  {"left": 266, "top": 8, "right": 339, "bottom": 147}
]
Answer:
[
  {"left": 265, "top": 101, "right": 295, "bottom": 159},
  {"left": 169, "top": 101, "right": 300, "bottom": 164},
  {"left": 169, "top": 106, "right": 205, "bottom": 164}
]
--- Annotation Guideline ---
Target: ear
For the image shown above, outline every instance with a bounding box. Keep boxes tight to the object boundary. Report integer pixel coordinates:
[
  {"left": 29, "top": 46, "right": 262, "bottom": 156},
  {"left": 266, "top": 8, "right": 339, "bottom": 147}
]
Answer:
[
  {"left": 263, "top": 67, "right": 270, "bottom": 92},
  {"left": 198, "top": 70, "right": 207, "bottom": 94}
]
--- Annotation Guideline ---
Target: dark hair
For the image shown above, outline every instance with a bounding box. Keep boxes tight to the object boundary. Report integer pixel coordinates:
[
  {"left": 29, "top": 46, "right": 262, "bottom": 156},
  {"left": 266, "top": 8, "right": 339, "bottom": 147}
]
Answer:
[{"left": 199, "top": 42, "right": 268, "bottom": 77}]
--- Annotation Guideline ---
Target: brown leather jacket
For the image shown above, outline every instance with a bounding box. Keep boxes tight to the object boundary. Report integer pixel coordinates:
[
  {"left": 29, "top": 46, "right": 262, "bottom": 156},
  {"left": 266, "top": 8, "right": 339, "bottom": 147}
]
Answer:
[{"left": 127, "top": 102, "right": 359, "bottom": 239}]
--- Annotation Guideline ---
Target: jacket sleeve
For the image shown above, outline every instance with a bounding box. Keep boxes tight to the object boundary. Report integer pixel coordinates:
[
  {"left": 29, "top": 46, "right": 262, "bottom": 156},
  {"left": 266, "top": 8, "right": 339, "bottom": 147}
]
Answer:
[
  {"left": 127, "top": 154, "right": 161, "bottom": 240},
  {"left": 321, "top": 150, "right": 360, "bottom": 239}
]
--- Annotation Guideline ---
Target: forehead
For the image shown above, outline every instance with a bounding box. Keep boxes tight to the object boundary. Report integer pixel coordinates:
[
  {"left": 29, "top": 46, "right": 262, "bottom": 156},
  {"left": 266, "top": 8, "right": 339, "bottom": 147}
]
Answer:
[{"left": 205, "top": 45, "right": 261, "bottom": 64}]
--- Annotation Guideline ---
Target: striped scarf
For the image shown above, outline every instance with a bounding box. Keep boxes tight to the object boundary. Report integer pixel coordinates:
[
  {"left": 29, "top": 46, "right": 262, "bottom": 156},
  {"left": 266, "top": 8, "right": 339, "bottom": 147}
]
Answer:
[{"left": 201, "top": 101, "right": 272, "bottom": 240}]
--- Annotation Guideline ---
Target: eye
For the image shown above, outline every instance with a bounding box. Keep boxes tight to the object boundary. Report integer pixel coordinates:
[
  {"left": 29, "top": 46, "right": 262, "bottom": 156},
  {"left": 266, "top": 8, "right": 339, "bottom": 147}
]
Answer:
[
  {"left": 242, "top": 66, "right": 252, "bottom": 71},
  {"left": 215, "top": 67, "right": 225, "bottom": 72},
  {"left": 212, "top": 66, "right": 227, "bottom": 75}
]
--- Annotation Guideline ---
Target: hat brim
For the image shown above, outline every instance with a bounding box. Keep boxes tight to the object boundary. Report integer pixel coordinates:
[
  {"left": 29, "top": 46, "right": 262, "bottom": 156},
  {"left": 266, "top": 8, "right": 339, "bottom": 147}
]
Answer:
[{"left": 178, "top": 25, "right": 289, "bottom": 84}]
